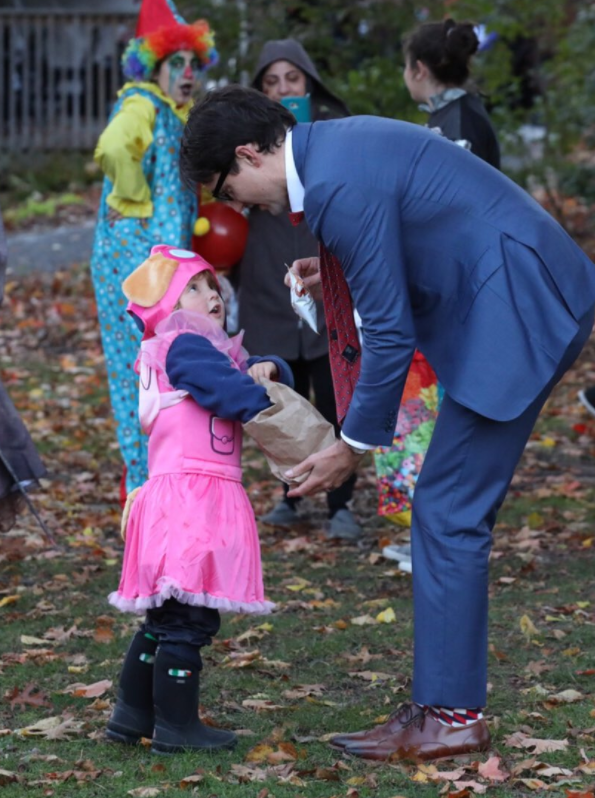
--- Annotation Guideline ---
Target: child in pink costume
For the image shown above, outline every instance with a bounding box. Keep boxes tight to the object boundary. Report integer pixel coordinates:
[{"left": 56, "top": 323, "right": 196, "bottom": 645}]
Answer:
[{"left": 106, "top": 244, "right": 293, "bottom": 755}]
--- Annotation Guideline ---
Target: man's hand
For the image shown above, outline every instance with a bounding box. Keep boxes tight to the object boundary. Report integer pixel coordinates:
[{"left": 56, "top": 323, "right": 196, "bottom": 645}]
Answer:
[
  {"left": 286, "top": 439, "right": 365, "bottom": 497},
  {"left": 284, "top": 257, "right": 322, "bottom": 301},
  {"left": 248, "top": 360, "right": 279, "bottom": 385}
]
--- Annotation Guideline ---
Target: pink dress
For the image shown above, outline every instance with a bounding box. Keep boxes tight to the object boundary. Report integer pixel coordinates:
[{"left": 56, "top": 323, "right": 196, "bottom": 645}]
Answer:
[{"left": 109, "top": 311, "right": 275, "bottom": 616}]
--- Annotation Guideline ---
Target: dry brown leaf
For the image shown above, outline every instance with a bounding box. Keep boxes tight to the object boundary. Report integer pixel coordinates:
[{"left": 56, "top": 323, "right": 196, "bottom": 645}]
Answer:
[
  {"left": 245, "top": 744, "right": 275, "bottom": 763},
  {"left": 341, "top": 646, "right": 382, "bottom": 665},
  {"left": 16, "top": 715, "right": 86, "bottom": 740},
  {"left": 314, "top": 766, "right": 341, "bottom": 781},
  {"left": 426, "top": 766, "right": 467, "bottom": 782},
  {"left": 348, "top": 670, "right": 394, "bottom": 682},
  {"left": 228, "top": 763, "right": 268, "bottom": 782},
  {"left": 235, "top": 628, "right": 268, "bottom": 645},
  {"left": 179, "top": 774, "right": 204, "bottom": 788},
  {"left": 504, "top": 731, "right": 568, "bottom": 754},
  {"left": 534, "top": 763, "right": 573, "bottom": 777},
  {"left": 93, "top": 624, "right": 115, "bottom": 644},
  {"left": 61, "top": 679, "right": 112, "bottom": 698},
  {"left": 43, "top": 625, "right": 79, "bottom": 643},
  {"left": 267, "top": 743, "right": 298, "bottom": 764},
  {"left": 283, "top": 684, "right": 325, "bottom": 700},
  {"left": 477, "top": 756, "right": 509, "bottom": 782},
  {"left": 259, "top": 658, "right": 291, "bottom": 669},
  {"left": 242, "top": 699, "right": 286, "bottom": 712},
  {"left": 5, "top": 682, "right": 52, "bottom": 710},
  {"left": 222, "top": 650, "right": 262, "bottom": 668},
  {"left": 546, "top": 688, "right": 584, "bottom": 704},
  {"left": 514, "top": 778, "right": 547, "bottom": 790},
  {"left": 451, "top": 781, "right": 487, "bottom": 795},
  {"left": 20, "top": 635, "right": 48, "bottom": 646},
  {"left": 127, "top": 789, "right": 161, "bottom": 797}
]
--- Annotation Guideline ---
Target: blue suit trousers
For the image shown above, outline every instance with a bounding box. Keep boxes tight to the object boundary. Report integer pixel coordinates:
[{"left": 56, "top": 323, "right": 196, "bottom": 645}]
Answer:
[{"left": 411, "top": 308, "right": 594, "bottom": 708}]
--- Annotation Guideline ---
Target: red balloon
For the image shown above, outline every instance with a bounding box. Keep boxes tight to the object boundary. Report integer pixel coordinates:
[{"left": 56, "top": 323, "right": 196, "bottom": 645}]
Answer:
[{"left": 192, "top": 201, "right": 249, "bottom": 270}]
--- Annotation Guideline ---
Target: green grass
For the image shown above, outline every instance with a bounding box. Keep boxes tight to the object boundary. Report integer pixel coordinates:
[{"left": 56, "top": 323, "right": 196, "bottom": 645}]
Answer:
[
  {"left": 0, "top": 265, "right": 594, "bottom": 797},
  {"left": 2, "top": 193, "right": 85, "bottom": 226}
]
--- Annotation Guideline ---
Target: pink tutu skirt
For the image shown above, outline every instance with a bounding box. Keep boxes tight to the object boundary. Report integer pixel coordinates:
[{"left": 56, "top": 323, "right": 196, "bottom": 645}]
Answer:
[{"left": 109, "top": 472, "right": 274, "bottom": 615}]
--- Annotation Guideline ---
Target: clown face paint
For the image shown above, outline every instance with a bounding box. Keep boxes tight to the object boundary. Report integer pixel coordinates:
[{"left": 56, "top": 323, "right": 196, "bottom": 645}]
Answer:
[{"left": 155, "top": 49, "right": 202, "bottom": 106}]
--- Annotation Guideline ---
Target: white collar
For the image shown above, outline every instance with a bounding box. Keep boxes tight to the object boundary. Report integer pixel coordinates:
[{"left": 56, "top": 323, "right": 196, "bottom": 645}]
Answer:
[{"left": 284, "top": 127, "right": 305, "bottom": 213}]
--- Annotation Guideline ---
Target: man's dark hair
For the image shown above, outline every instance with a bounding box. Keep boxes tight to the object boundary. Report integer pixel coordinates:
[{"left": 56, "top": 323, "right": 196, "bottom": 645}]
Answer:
[{"left": 180, "top": 85, "right": 296, "bottom": 189}]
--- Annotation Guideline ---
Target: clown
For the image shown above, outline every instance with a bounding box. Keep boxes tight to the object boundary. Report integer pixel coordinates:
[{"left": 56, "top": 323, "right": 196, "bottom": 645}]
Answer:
[{"left": 89, "top": 0, "right": 217, "bottom": 498}]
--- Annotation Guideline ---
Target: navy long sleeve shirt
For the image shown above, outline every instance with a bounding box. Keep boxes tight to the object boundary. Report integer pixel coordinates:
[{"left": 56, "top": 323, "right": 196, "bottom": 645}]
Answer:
[{"left": 165, "top": 333, "right": 294, "bottom": 423}]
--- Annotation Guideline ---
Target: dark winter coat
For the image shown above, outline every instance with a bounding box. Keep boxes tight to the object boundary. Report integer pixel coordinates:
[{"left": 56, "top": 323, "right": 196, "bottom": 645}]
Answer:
[
  {"left": 237, "top": 39, "right": 349, "bottom": 360},
  {"left": 0, "top": 210, "right": 46, "bottom": 531}
]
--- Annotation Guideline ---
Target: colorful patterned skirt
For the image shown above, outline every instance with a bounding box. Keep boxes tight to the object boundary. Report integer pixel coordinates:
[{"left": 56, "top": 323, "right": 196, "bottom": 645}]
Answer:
[{"left": 374, "top": 351, "right": 443, "bottom": 527}]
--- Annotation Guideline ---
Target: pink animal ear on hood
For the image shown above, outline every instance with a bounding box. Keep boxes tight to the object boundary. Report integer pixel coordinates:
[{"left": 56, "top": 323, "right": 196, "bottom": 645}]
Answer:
[
  {"left": 124, "top": 244, "right": 218, "bottom": 341},
  {"left": 123, "top": 252, "right": 180, "bottom": 307}
]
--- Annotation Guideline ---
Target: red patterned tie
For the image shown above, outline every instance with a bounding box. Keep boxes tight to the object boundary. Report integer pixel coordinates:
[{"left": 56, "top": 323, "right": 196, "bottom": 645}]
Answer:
[
  {"left": 318, "top": 244, "right": 361, "bottom": 424},
  {"left": 288, "top": 211, "right": 361, "bottom": 424},
  {"left": 288, "top": 211, "right": 305, "bottom": 226}
]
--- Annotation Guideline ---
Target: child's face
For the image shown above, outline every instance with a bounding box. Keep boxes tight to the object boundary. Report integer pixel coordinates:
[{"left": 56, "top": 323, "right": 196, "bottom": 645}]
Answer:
[{"left": 178, "top": 272, "right": 225, "bottom": 327}]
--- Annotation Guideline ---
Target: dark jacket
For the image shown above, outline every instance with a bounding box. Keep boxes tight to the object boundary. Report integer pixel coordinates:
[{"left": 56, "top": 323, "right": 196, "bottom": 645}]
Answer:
[
  {"left": 237, "top": 39, "right": 349, "bottom": 360},
  {"left": 0, "top": 209, "right": 46, "bottom": 529},
  {"left": 429, "top": 92, "right": 501, "bottom": 169}
]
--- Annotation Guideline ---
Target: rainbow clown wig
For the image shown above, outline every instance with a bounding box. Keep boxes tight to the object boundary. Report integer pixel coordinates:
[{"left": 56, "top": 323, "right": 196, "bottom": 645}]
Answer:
[{"left": 122, "top": 20, "right": 218, "bottom": 82}]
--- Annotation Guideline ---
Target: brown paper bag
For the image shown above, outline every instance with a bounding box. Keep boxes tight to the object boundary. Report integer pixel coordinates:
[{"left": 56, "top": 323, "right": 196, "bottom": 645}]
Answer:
[{"left": 243, "top": 378, "right": 337, "bottom": 484}]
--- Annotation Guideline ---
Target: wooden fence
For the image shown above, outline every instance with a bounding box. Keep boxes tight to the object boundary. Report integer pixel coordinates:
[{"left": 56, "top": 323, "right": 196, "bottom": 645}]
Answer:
[{"left": 0, "top": 10, "right": 136, "bottom": 151}]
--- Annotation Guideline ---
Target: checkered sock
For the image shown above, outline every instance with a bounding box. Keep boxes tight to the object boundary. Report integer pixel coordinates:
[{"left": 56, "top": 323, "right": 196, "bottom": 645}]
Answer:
[{"left": 417, "top": 704, "right": 484, "bottom": 727}]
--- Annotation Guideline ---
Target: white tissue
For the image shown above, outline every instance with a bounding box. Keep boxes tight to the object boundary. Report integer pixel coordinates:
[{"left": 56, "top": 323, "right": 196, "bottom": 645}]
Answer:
[{"left": 288, "top": 270, "right": 318, "bottom": 334}]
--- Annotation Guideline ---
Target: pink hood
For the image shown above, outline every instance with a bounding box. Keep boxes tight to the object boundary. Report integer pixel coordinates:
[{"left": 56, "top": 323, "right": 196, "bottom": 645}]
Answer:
[{"left": 126, "top": 244, "right": 218, "bottom": 341}]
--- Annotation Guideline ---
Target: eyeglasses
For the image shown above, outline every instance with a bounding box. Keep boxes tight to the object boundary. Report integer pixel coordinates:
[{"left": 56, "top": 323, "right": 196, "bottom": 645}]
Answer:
[{"left": 212, "top": 162, "right": 234, "bottom": 202}]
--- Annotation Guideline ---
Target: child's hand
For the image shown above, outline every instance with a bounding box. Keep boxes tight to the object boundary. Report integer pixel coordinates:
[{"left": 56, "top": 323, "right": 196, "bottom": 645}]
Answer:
[{"left": 248, "top": 361, "right": 279, "bottom": 385}]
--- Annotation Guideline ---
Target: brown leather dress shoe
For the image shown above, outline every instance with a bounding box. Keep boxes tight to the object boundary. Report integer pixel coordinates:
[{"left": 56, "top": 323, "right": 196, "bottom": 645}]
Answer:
[{"left": 331, "top": 703, "right": 490, "bottom": 762}]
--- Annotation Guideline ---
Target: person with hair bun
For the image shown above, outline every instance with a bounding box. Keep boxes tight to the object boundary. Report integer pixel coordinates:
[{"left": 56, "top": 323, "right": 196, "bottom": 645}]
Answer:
[
  {"left": 377, "top": 19, "right": 502, "bottom": 569},
  {"left": 403, "top": 17, "right": 500, "bottom": 168}
]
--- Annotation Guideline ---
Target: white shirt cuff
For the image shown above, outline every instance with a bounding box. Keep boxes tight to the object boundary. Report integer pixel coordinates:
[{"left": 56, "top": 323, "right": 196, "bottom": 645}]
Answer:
[{"left": 341, "top": 432, "right": 376, "bottom": 451}]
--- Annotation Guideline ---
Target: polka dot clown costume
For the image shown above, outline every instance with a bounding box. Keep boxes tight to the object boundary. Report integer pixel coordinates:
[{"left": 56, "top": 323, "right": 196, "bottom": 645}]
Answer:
[{"left": 89, "top": 0, "right": 217, "bottom": 496}]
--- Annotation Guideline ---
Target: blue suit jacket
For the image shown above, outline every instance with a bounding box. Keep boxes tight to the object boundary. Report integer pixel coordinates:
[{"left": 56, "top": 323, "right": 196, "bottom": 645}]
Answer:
[{"left": 292, "top": 117, "right": 595, "bottom": 445}]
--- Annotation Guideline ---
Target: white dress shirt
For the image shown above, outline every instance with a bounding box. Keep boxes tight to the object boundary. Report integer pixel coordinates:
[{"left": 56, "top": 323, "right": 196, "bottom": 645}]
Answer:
[{"left": 284, "top": 128, "right": 374, "bottom": 454}]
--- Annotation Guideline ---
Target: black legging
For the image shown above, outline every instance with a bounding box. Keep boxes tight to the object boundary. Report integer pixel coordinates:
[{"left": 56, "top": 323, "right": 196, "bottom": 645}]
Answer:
[{"left": 284, "top": 354, "right": 356, "bottom": 516}]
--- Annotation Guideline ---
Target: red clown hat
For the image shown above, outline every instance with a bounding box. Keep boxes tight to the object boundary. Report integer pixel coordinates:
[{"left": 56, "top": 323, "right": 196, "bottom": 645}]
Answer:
[{"left": 136, "top": 0, "right": 186, "bottom": 37}]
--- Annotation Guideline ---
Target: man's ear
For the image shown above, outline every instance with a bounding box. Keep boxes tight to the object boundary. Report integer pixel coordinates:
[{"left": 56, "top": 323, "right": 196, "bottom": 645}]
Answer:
[{"left": 235, "top": 143, "right": 261, "bottom": 166}]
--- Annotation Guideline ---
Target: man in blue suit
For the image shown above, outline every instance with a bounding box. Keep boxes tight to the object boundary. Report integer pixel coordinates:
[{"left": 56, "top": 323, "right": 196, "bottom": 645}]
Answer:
[{"left": 181, "top": 86, "right": 595, "bottom": 762}]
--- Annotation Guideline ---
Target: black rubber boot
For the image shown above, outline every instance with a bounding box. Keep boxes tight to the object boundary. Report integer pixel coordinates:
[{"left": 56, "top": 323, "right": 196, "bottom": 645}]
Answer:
[
  {"left": 106, "top": 630, "right": 158, "bottom": 744},
  {"left": 151, "top": 646, "right": 237, "bottom": 754}
]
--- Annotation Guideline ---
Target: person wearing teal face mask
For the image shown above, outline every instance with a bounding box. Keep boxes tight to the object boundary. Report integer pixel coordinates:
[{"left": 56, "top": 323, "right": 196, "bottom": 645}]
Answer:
[{"left": 236, "top": 39, "right": 362, "bottom": 541}]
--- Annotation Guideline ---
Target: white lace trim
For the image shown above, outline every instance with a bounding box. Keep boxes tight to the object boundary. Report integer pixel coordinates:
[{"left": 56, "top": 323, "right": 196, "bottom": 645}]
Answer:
[{"left": 108, "top": 578, "right": 275, "bottom": 616}]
